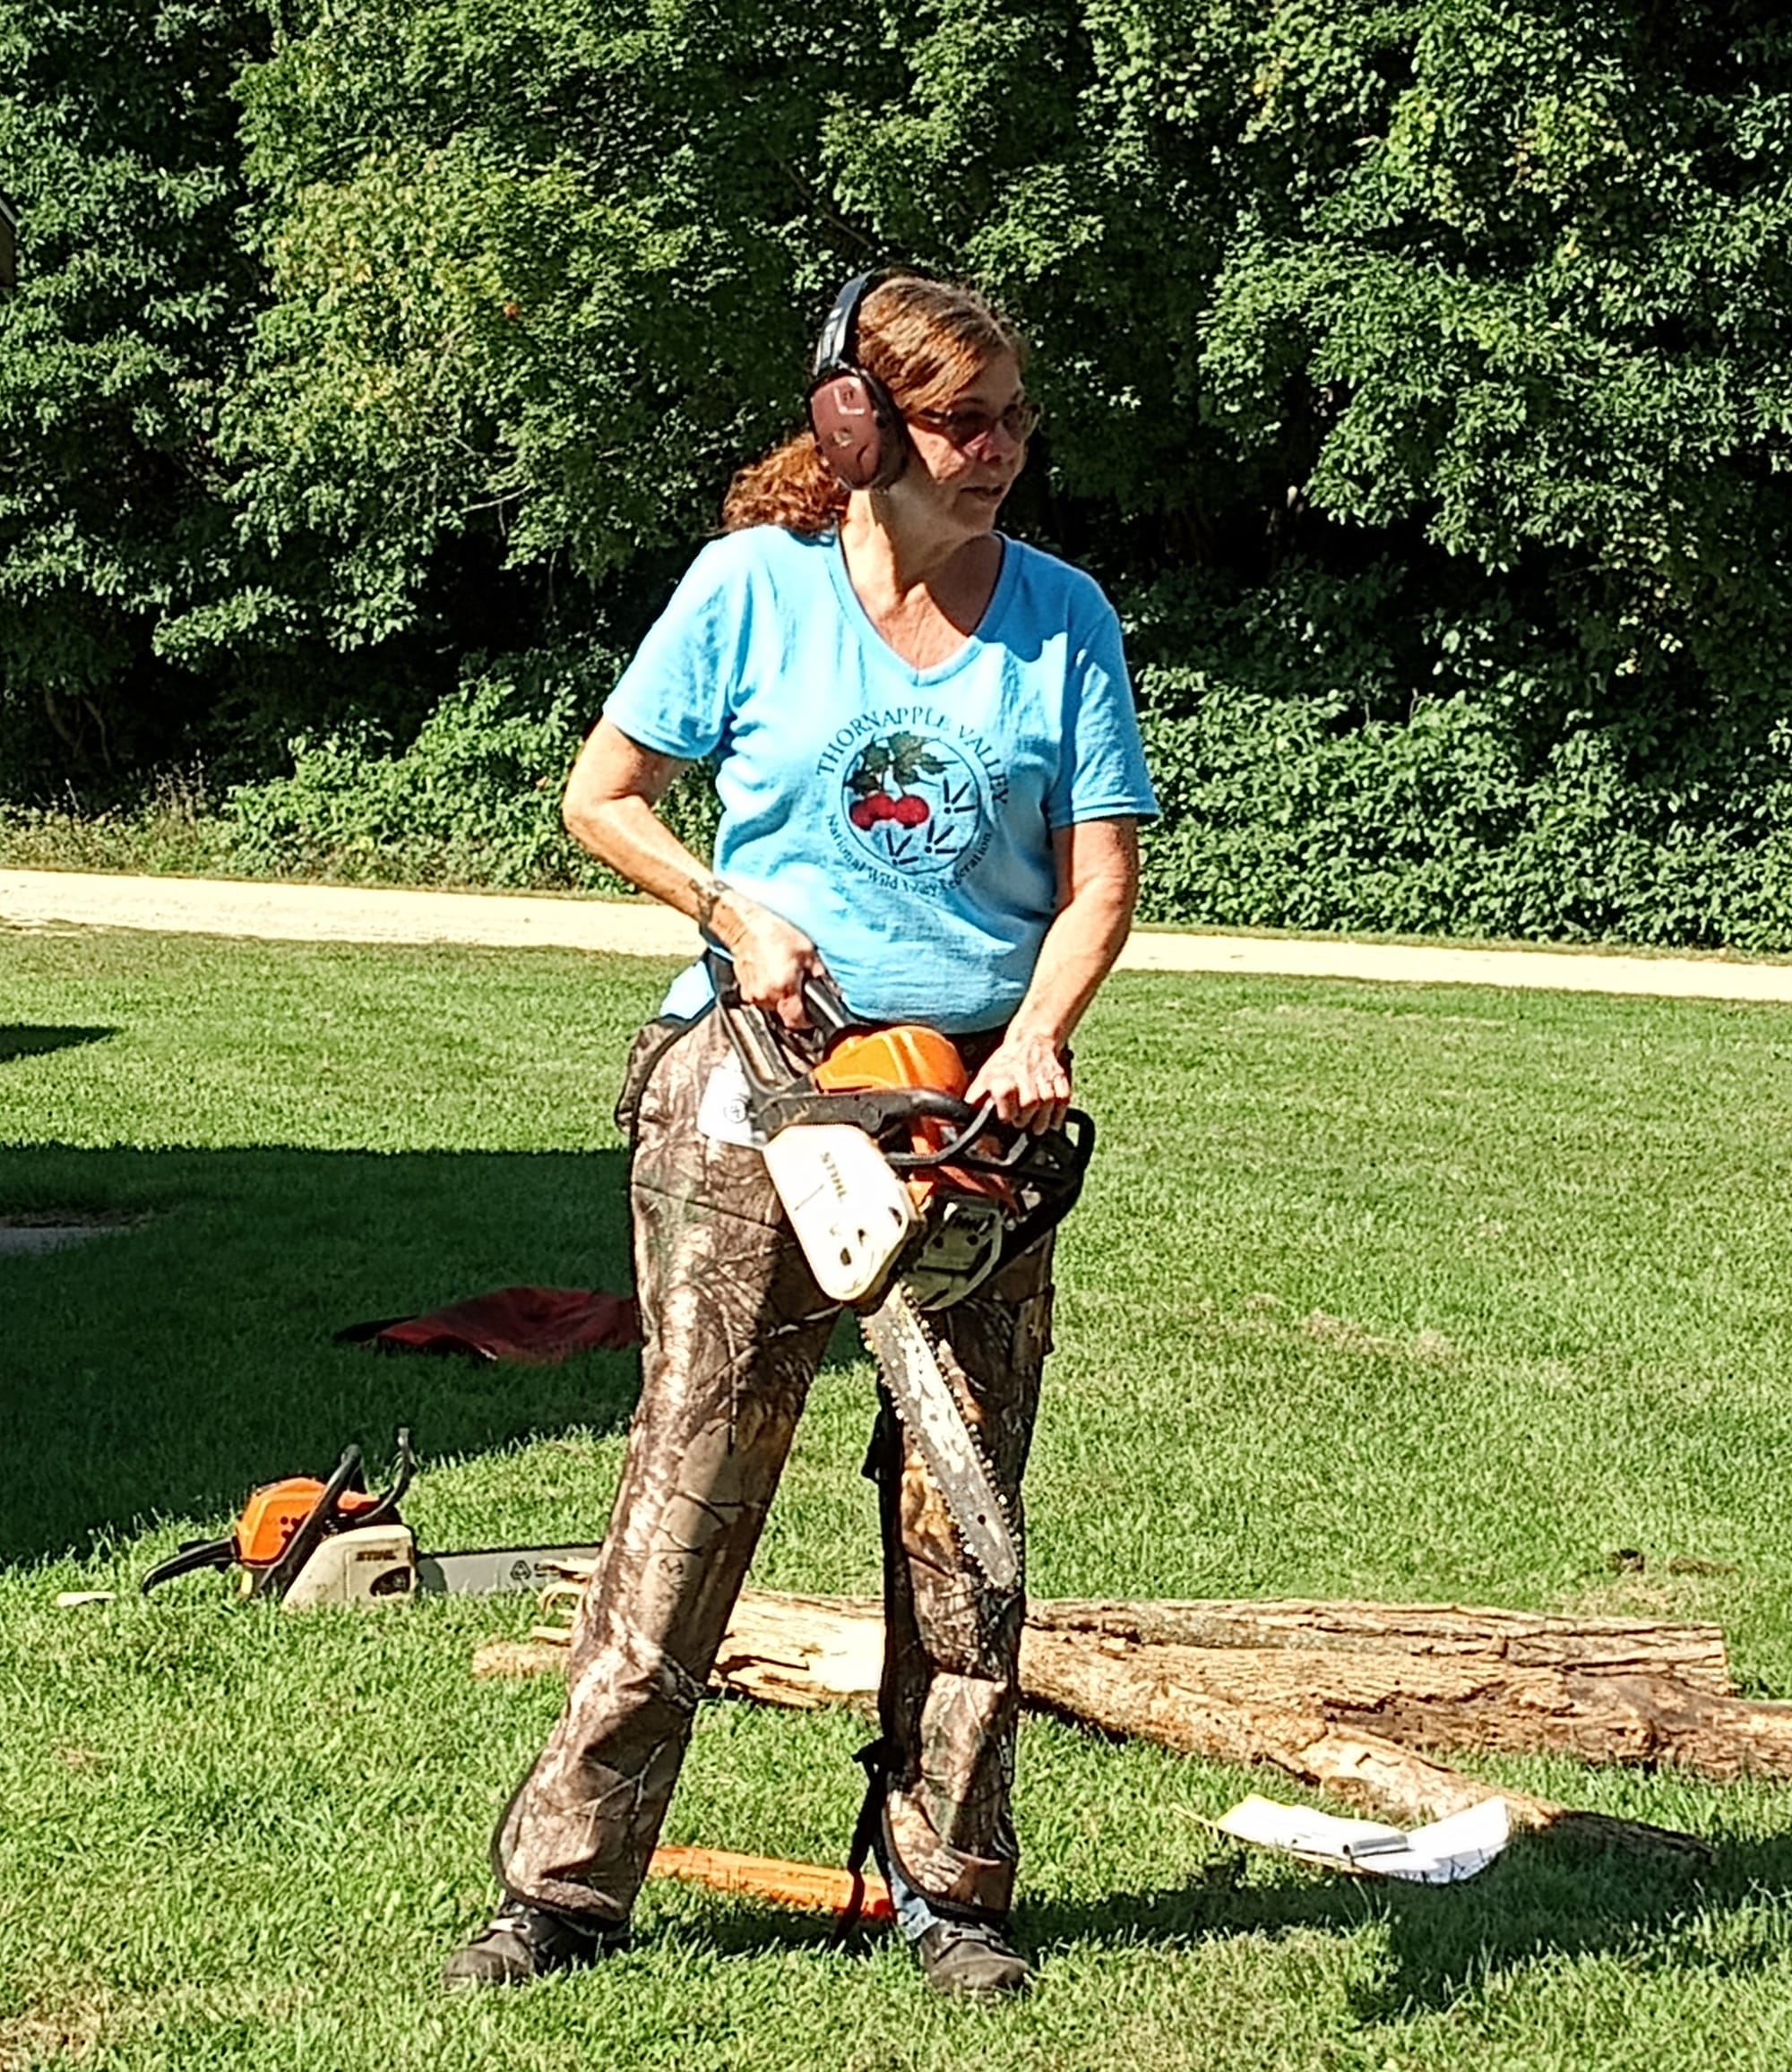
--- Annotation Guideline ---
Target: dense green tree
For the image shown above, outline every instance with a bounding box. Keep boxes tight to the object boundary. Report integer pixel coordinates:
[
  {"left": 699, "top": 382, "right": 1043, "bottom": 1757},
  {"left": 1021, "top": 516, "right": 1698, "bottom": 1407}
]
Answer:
[
  {"left": 228, "top": 4, "right": 1792, "bottom": 666},
  {"left": 10, "top": 1, "right": 1792, "bottom": 942},
  {"left": 222, "top": 0, "right": 903, "bottom": 650},
  {"left": 0, "top": 0, "right": 270, "bottom": 787},
  {"left": 1200, "top": 1, "right": 1792, "bottom": 749}
]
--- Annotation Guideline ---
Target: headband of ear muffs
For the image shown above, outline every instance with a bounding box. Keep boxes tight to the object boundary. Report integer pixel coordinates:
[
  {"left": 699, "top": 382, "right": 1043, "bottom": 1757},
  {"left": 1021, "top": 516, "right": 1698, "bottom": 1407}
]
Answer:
[{"left": 806, "top": 271, "right": 908, "bottom": 493}]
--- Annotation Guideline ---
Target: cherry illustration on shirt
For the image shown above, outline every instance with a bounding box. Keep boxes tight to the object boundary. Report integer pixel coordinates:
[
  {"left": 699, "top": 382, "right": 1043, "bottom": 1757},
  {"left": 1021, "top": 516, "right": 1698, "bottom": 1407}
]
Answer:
[
  {"left": 846, "top": 733, "right": 943, "bottom": 831},
  {"left": 838, "top": 726, "right": 989, "bottom": 881}
]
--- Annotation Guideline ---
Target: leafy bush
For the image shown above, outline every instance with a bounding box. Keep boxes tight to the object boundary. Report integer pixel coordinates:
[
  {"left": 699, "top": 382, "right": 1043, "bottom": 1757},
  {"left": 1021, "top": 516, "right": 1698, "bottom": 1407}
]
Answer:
[
  {"left": 0, "top": 772, "right": 239, "bottom": 879},
  {"left": 222, "top": 643, "right": 718, "bottom": 890},
  {"left": 1133, "top": 568, "right": 1792, "bottom": 950}
]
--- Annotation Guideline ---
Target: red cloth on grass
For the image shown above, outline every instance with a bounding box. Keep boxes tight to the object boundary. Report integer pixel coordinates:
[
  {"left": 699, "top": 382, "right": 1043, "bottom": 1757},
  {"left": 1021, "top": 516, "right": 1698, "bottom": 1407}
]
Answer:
[{"left": 358, "top": 1286, "right": 642, "bottom": 1364}]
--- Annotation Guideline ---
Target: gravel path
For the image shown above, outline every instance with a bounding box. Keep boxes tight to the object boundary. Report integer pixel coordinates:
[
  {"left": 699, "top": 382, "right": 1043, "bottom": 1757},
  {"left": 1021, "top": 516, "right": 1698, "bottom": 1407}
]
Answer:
[{"left": 6, "top": 866, "right": 1792, "bottom": 1005}]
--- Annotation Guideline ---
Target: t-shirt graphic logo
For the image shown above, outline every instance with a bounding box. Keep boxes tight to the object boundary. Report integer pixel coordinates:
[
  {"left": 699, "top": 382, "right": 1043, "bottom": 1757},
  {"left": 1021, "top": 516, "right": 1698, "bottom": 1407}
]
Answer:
[{"left": 841, "top": 730, "right": 985, "bottom": 878}]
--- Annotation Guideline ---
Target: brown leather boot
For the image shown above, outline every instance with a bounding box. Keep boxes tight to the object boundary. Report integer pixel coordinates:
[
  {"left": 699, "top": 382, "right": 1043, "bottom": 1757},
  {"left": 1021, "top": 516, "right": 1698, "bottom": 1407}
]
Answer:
[
  {"left": 442, "top": 1896, "right": 629, "bottom": 1989},
  {"left": 913, "top": 1917, "right": 1033, "bottom": 1998}
]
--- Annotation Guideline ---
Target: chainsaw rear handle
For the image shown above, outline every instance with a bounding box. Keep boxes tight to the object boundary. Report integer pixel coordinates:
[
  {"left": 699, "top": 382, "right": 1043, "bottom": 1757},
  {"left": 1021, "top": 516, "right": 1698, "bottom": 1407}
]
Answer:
[
  {"left": 704, "top": 952, "right": 857, "bottom": 1089},
  {"left": 799, "top": 971, "right": 857, "bottom": 1042}
]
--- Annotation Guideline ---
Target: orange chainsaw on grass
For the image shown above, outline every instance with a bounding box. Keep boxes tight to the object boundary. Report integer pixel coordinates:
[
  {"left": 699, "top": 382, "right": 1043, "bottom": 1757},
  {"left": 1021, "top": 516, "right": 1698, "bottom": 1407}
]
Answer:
[{"left": 138, "top": 1431, "right": 600, "bottom": 1607}]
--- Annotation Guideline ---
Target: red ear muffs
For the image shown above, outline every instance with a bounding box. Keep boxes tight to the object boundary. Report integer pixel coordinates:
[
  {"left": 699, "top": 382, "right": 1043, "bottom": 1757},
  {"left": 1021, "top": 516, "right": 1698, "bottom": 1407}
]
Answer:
[
  {"left": 807, "top": 368, "right": 905, "bottom": 491},
  {"left": 808, "top": 271, "right": 908, "bottom": 492}
]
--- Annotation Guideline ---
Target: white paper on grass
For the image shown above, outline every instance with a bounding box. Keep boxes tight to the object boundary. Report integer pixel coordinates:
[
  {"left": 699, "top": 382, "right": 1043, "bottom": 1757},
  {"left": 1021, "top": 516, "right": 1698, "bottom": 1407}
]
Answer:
[{"left": 1214, "top": 1793, "right": 1511, "bottom": 1884}]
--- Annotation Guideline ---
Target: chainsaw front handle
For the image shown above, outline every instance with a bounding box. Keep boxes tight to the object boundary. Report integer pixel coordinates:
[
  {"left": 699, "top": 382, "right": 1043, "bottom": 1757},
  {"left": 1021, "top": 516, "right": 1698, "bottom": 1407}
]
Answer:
[{"left": 356, "top": 1427, "right": 417, "bottom": 1531}]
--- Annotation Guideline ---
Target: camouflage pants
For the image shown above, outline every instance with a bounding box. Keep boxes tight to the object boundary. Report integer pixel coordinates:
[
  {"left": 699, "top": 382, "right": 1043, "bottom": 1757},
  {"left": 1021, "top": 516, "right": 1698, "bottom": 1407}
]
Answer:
[{"left": 494, "top": 1006, "right": 1054, "bottom": 1925}]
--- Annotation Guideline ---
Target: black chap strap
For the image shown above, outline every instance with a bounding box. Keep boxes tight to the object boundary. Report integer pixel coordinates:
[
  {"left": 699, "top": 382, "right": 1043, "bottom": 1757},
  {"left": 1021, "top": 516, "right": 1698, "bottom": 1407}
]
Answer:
[{"left": 835, "top": 1737, "right": 892, "bottom": 1944}]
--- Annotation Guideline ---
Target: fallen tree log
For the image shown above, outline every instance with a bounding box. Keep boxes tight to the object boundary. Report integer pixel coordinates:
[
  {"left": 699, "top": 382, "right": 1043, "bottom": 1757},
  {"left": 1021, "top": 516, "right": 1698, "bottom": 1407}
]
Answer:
[
  {"left": 695, "top": 1592, "right": 1786, "bottom": 1780},
  {"left": 487, "top": 1586, "right": 1730, "bottom": 1692},
  {"left": 713, "top": 1591, "right": 882, "bottom": 1712},
  {"left": 1028, "top": 1598, "right": 1731, "bottom": 1692},
  {"left": 1026, "top": 1636, "right": 1792, "bottom": 1774},
  {"left": 475, "top": 1589, "right": 1727, "bottom": 1858},
  {"left": 1015, "top": 1628, "right": 1708, "bottom": 1861}
]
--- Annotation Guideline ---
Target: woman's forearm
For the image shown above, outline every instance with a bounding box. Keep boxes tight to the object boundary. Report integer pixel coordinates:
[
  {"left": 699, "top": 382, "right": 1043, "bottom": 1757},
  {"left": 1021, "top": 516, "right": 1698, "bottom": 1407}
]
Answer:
[
  {"left": 562, "top": 718, "right": 765, "bottom": 950},
  {"left": 1004, "top": 884, "right": 1135, "bottom": 1050},
  {"left": 563, "top": 720, "right": 821, "bottom": 1019},
  {"left": 1005, "top": 819, "right": 1141, "bottom": 1051},
  {"left": 564, "top": 788, "right": 754, "bottom": 948}
]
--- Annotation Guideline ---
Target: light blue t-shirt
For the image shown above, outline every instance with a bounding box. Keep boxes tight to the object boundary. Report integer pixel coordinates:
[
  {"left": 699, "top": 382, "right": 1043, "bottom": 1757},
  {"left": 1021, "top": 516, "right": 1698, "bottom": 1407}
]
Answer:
[{"left": 603, "top": 525, "right": 1158, "bottom": 1033}]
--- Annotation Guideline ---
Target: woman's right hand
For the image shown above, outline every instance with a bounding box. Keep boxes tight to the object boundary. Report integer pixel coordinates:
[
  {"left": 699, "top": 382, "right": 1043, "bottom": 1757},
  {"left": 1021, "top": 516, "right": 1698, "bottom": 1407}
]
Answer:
[{"left": 728, "top": 902, "right": 827, "bottom": 1029}]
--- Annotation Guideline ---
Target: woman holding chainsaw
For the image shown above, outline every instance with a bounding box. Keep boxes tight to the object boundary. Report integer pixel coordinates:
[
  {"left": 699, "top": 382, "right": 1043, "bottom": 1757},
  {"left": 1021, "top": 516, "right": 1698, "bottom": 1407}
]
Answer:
[{"left": 445, "top": 273, "right": 1156, "bottom": 1997}]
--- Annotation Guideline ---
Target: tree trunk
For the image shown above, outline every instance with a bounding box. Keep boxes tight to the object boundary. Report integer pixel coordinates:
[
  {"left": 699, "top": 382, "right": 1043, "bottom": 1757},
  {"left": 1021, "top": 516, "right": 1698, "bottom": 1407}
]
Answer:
[
  {"left": 1015, "top": 1628, "right": 1707, "bottom": 1861},
  {"left": 1020, "top": 1634, "right": 1792, "bottom": 1772},
  {"left": 693, "top": 1592, "right": 1778, "bottom": 1776}
]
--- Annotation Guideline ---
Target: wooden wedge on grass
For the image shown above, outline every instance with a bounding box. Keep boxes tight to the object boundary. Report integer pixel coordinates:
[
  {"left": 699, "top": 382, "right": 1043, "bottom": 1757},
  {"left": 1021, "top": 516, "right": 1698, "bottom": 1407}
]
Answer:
[
  {"left": 649, "top": 1844, "right": 893, "bottom": 1923},
  {"left": 477, "top": 1586, "right": 1761, "bottom": 1862}
]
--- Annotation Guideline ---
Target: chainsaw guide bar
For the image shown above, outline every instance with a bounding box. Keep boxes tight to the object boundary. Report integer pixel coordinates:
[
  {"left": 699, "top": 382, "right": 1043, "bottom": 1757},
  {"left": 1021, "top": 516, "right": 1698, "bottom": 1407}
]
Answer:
[{"left": 859, "top": 1281, "right": 1021, "bottom": 1594}]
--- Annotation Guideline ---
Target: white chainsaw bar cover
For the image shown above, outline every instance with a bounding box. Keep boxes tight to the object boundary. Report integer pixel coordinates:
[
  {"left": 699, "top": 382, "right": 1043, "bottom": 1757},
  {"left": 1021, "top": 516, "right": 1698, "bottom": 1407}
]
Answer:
[{"left": 762, "top": 1122, "right": 918, "bottom": 1303}]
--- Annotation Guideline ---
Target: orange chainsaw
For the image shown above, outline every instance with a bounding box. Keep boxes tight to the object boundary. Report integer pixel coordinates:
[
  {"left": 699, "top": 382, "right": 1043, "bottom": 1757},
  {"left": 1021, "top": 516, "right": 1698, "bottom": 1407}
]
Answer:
[
  {"left": 139, "top": 1431, "right": 600, "bottom": 1606},
  {"left": 711, "top": 960, "right": 1093, "bottom": 1590}
]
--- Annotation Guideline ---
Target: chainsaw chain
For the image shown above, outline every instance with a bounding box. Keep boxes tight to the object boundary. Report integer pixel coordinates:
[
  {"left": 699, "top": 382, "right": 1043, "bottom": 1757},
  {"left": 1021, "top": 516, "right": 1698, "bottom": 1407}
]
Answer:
[{"left": 861, "top": 1281, "right": 1021, "bottom": 1595}]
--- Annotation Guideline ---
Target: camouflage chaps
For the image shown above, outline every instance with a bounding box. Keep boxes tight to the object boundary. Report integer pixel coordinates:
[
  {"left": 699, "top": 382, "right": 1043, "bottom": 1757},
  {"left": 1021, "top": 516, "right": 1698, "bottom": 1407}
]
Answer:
[{"left": 493, "top": 1006, "right": 1055, "bottom": 1925}]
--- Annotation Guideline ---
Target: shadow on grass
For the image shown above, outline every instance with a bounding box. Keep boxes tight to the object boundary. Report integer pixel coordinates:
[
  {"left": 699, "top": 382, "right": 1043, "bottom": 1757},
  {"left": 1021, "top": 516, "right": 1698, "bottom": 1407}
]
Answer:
[
  {"left": 0, "top": 1024, "right": 116, "bottom": 1062},
  {"left": 0, "top": 1140, "right": 647, "bottom": 1565},
  {"left": 1022, "top": 1825, "right": 1792, "bottom": 2022},
  {"left": 1345, "top": 1823, "right": 1792, "bottom": 2022},
  {"left": 655, "top": 1826, "right": 1792, "bottom": 2017}
]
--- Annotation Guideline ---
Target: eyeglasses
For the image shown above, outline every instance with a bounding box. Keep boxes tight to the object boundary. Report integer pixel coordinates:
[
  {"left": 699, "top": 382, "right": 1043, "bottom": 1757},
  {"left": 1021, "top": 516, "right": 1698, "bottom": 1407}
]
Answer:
[{"left": 906, "top": 398, "right": 1041, "bottom": 449}]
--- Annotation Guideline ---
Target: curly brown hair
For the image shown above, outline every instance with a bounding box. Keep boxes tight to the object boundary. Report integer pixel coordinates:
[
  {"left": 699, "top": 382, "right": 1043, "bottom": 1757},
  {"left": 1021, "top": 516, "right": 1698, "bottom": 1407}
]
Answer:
[{"left": 721, "top": 275, "right": 1028, "bottom": 536}]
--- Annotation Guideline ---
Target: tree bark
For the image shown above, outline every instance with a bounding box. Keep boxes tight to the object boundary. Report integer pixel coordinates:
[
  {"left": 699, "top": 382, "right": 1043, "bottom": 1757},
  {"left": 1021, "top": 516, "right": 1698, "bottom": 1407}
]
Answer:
[
  {"left": 693, "top": 1592, "right": 1778, "bottom": 1777},
  {"left": 1027, "top": 1597, "right": 1731, "bottom": 1692},
  {"left": 1020, "top": 1634, "right": 1792, "bottom": 1772},
  {"left": 1015, "top": 1628, "right": 1707, "bottom": 1861}
]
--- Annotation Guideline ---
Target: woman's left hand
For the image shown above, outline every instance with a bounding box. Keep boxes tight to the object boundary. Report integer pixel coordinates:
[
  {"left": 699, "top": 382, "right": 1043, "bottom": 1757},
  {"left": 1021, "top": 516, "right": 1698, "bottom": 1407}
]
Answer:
[{"left": 966, "top": 1030, "right": 1072, "bottom": 1135}]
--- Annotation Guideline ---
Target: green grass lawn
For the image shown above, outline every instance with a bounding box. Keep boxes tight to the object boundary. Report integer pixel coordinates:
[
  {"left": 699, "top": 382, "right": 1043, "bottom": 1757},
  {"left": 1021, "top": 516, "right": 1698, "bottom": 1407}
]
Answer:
[{"left": 5, "top": 925, "right": 1792, "bottom": 2070}]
